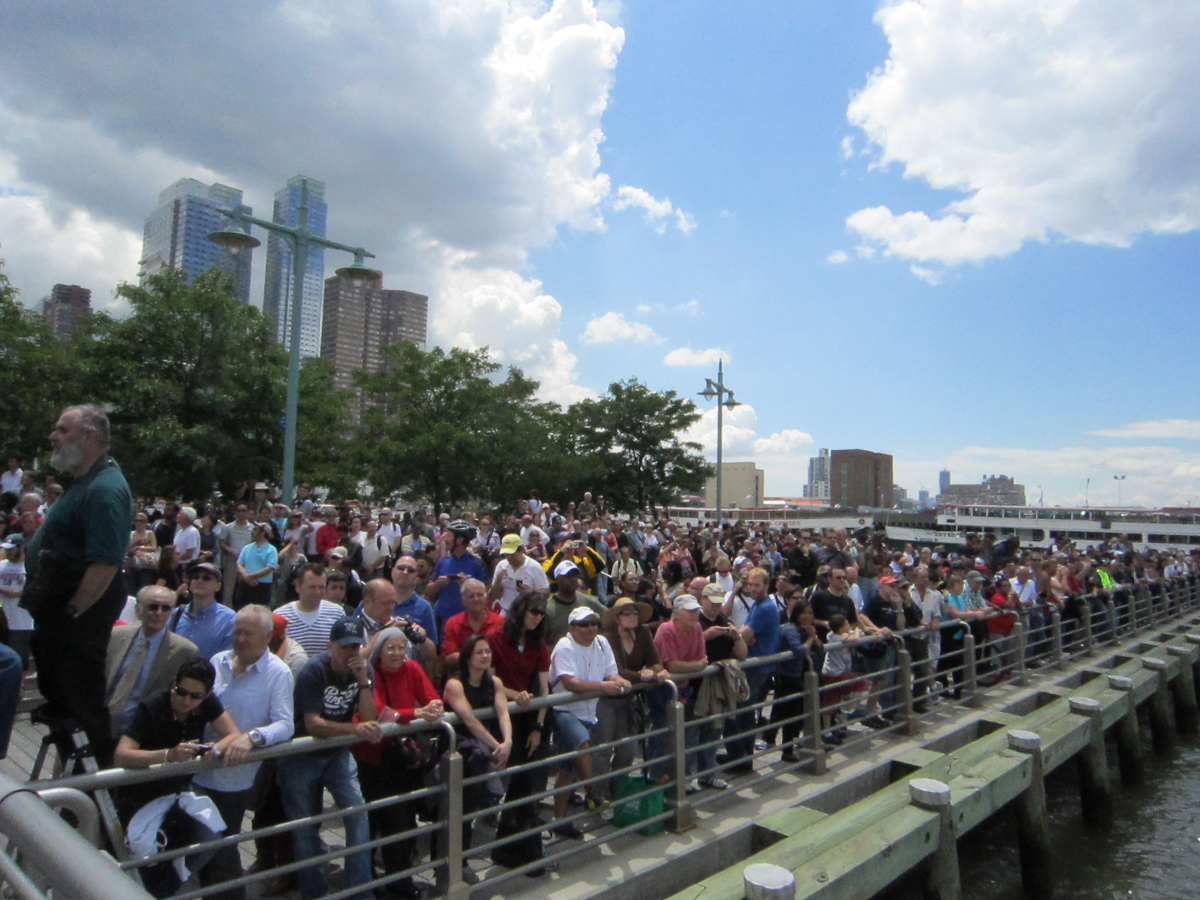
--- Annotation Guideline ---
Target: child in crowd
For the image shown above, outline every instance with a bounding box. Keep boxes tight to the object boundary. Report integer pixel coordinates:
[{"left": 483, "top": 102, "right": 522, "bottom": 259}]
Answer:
[{"left": 820, "top": 614, "right": 867, "bottom": 744}]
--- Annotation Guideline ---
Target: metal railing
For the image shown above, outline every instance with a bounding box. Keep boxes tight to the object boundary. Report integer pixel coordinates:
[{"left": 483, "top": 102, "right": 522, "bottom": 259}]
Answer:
[{"left": 6, "top": 574, "right": 1197, "bottom": 900}]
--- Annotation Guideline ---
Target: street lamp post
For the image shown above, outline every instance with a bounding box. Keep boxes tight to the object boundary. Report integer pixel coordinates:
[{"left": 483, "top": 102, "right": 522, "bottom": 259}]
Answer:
[
  {"left": 1113, "top": 474, "right": 1126, "bottom": 506},
  {"left": 698, "top": 360, "right": 740, "bottom": 528},
  {"left": 208, "top": 177, "right": 380, "bottom": 503}
]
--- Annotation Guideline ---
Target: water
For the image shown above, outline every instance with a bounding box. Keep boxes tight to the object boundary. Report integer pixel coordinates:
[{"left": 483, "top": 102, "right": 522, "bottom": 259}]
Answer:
[{"left": 878, "top": 728, "right": 1200, "bottom": 900}]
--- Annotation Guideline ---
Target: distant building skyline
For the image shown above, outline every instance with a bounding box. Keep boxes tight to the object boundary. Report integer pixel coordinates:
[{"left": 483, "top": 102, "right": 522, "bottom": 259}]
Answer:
[
  {"left": 321, "top": 275, "right": 428, "bottom": 424},
  {"left": 705, "top": 461, "right": 764, "bottom": 510},
  {"left": 263, "top": 175, "right": 327, "bottom": 359},
  {"left": 937, "top": 474, "right": 1027, "bottom": 507},
  {"left": 140, "top": 178, "right": 252, "bottom": 302},
  {"left": 804, "top": 448, "right": 830, "bottom": 501},
  {"left": 42, "top": 283, "right": 91, "bottom": 337}
]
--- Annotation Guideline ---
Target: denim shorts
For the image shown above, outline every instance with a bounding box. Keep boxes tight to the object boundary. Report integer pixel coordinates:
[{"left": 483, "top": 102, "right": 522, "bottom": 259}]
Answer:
[{"left": 553, "top": 709, "right": 594, "bottom": 773}]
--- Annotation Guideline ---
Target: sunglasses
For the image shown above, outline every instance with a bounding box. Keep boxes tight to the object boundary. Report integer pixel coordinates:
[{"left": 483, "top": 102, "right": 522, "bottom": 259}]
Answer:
[
  {"left": 573, "top": 621, "right": 600, "bottom": 628},
  {"left": 393, "top": 565, "right": 417, "bottom": 573},
  {"left": 617, "top": 608, "right": 640, "bottom": 616},
  {"left": 143, "top": 603, "right": 174, "bottom": 613},
  {"left": 526, "top": 608, "right": 547, "bottom": 617},
  {"left": 173, "top": 685, "right": 207, "bottom": 700}
]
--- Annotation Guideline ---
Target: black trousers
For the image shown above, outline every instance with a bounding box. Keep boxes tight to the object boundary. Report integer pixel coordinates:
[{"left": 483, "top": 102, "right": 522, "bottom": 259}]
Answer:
[{"left": 31, "top": 572, "right": 126, "bottom": 764}]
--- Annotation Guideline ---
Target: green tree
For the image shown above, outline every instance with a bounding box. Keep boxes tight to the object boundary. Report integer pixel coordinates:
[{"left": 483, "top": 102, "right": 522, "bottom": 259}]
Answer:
[
  {"left": 355, "top": 342, "right": 543, "bottom": 516},
  {"left": 78, "top": 268, "right": 287, "bottom": 501},
  {"left": 0, "top": 256, "right": 76, "bottom": 462},
  {"left": 570, "top": 379, "right": 712, "bottom": 514},
  {"left": 295, "top": 355, "right": 355, "bottom": 499}
]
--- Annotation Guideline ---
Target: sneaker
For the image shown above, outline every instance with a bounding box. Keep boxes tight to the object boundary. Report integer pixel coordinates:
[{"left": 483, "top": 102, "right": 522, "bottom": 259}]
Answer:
[
  {"left": 686, "top": 779, "right": 702, "bottom": 795},
  {"left": 754, "top": 739, "right": 768, "bottom": 752},
  {"left": 823, "top": 731, "right": 844, "bottom": 745},
  {"left": 780, "top": 750, "right": 800, "bottom": 763},
  {"left": 586, "top": 795, "right": 609, "bottom": 812},
  {"left": 461, "top": 866, "right": 480, "bottom": 885},
  {"left": 847, "top": 708, "right": 869, "bottom": 721},
  {"left": 568, "top": 791, "right": 586, "bottom": 806},
  {"left": 552, "top": 820, "right": 584, "bottom": 840},
  {"left": 702, "top": 776, "right": 730, "bottom": 790},
  {"left": 863, "top": 715, "right": 891, "bottom": 730}
]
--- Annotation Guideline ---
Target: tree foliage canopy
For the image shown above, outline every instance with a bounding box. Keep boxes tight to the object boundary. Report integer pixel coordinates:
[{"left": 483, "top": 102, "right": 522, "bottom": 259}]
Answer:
[{"left": 0, "top": 258, "right": 711, "bottom": 511}]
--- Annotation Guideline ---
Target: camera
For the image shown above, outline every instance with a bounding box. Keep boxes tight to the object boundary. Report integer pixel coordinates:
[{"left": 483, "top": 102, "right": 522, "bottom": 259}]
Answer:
[{"left": 397, "top": 616, "right": 425, "bottom": 645}]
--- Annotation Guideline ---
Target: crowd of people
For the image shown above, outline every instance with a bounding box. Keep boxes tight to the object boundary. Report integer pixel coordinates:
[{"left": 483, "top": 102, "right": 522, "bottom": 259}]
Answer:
[{"left": 4, "top": 409, "right": 1198, "bottom": 900}]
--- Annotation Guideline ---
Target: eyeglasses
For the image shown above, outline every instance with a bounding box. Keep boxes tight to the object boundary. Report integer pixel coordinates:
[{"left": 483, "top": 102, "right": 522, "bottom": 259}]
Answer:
[
  {"left": 393, "top": 565, "right": 417, "bottom": 573},
  {"left": 173, "top": 685, "right": 207, "bottom": 700},
  {"left": 143, "top": 603, "right": 173, "bottom": 613},
  {"left": 573, "top": 621, "right": 600, "bottom": 628}
]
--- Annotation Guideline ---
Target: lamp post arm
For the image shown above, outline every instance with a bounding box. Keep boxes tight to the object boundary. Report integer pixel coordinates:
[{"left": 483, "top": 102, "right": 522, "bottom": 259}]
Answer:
[{"left": 214, "top": 208, "right": 375, "bottom": 259}]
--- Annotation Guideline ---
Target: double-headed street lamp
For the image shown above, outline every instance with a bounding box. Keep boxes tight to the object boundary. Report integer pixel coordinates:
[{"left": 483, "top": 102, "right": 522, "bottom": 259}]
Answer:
[
  {"left": 698, "top": 360, "right": 740, "bottom": 527},
  {"left": 1114, "top": 474, "right": 1126, "bottom": 506},
  {"left": 208, "top": 177, "right": 380, "bottom": 503}
]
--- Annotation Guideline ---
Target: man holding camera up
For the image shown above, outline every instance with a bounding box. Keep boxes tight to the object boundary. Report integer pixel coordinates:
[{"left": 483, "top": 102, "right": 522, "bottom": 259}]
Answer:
[{"left": 489, "top": 533, "right": 550, "bottom": 614}]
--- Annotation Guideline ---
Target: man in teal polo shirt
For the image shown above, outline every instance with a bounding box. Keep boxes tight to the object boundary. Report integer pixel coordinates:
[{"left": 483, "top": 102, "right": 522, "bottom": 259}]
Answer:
[{"left": 21, "top": 404, "right": 132, "bottom": 759}]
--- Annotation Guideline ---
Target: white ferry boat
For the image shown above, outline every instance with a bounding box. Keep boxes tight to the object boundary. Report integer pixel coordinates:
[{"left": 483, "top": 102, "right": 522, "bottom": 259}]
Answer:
[{"left": 660, "top": 504, "right": 1200, "bottom": 553}]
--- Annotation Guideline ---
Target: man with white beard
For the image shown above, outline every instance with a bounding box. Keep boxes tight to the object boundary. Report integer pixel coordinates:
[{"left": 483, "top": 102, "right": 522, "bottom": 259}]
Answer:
[{"left": 21, "top": 405, "right": 133, "bottom": 762}]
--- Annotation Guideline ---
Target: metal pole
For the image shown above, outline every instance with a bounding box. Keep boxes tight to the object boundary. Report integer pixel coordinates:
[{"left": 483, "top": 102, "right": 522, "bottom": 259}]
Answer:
[
  {"left": 281, "top": 178, "right": 310, "bottom": 505},
  {"left": 715, "top": 360, "right": 723, "bottom": 527}
]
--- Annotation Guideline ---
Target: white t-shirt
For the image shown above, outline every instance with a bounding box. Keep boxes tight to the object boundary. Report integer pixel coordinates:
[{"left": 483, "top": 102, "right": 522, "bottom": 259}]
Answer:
[
  {"left": 174, "top": 524, "right": 201, "bottom": 562},
  {"left": 0, "top": 470, "right": 22, "bottom": 496},
  {"left": 490, "top": 556, "right": 550, "bottom": 614},
  {"left": 377, "top": 524, "right": 402, "bottom": 552},
  {"left": 0, "top": 559, "right": 32, "bottom": 631},
  {"left": 549, "top": 634, "right": 617, "bottom": 724},
  {"left": 359, "top": 534, "right": 391, "bottom": 570}
]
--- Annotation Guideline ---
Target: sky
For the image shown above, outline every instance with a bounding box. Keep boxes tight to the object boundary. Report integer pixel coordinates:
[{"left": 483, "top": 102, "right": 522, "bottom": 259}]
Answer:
[{"left": 2, "top": 0, "right": 1198, "bottom": 509}]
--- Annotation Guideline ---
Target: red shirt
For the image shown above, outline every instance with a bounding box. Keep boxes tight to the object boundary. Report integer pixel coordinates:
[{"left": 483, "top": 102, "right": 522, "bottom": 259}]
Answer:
[
  {"left": 315, "top": 523, "right": 341, "bottom": 556},
  {"left": 486, "top": 625, "right": 550, "bottom": 695},
  {"left": 442, "top": 610, "right": 504, "bottom": 658},
  {"left": 352, "top": 660, "right": 439, "bottom": 767}
]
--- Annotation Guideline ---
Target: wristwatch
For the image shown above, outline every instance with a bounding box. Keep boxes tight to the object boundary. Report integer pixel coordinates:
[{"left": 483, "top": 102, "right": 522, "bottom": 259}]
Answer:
[
  {"left": 248, "top": 729, "right": 266, "bottom": 748},
  {"left": 359, "top": 680, "right": 374, "bottom": 691}
]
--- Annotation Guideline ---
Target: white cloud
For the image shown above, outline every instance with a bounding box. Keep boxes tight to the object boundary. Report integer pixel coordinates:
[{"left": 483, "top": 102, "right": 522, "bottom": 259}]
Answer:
[
  {"left": 685, "top": 404, "right": 814, "bottom": 461},
  {"left": 430, "top": 265, "right": 593, "bottom": 405},
  {"left": 826, "top": 250, "right": 849, "bottom": 264},
  {"left": 663, "top": 346, "right": 728, "bottom": 367},
  {"left": 845, "top": 0, "right": 1200, "bottom": 269},
  {"left": 0, "top": 0, "right": 641, "bottom": 402},
  {"left": 1091, "top": 419, "right": 1200, "bottom": 440},
  {"left": 612, "top": 185, "right": 696, "bottom": 234},
  {"left": 636, "top": 299, "right": 701, "bottom": 316},
  {"left": 579, "top": 311, "right": 663, "bottom": 345},
  {"left": 909, "top": 264, "right": 942, "bottom": 285},
  {"left": 753, "top": 428, "right": 814, "bottom": 456},
  {"left": 839, "top": 136, "right": 855, "bottom": 160}
]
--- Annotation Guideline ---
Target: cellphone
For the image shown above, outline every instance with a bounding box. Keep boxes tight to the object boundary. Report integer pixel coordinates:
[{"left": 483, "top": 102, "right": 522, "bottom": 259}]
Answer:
[{"left": 190, "top": 743, "right": 215, "bottom": 753}]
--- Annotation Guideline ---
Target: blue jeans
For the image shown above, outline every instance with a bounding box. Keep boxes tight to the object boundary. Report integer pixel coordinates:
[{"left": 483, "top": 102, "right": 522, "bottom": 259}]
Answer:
[
  {"left": 726, "top": 665, "right": 774, "bottom": 763},
  {"left": 0, "top": 643, "right": 21, "bottom": 759},
  {"left": 276, "top": 749, "right": 373, "bottom": 900}
]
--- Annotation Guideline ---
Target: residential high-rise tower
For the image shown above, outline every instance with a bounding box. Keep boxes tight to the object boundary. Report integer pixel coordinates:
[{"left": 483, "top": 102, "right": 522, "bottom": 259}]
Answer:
[
  {"left": 140, "top": 179, "right": 252, "bottom": 302},
  {"left": 263, "top": 176, "right": 327, "bottom": 358},
  {"left": 42, "top": 284, "right": 91, "bottom": 338}
]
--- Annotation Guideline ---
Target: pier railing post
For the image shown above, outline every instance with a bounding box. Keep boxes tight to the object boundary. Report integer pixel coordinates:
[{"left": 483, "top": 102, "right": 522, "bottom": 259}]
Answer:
[
  {"left": 1109, "top": 674, "right": 1145, "bottom": 785},
  {"left": 909, "top": 778, "right": 961, "bottom": 900},
  {"left": 803, "top": 669, "right": 826, "bottom": 775},
  {"left": 1008, "top": 730, "right": 1052, "bottom": 898},
  {"left": 1165, "top": 645, "right": 1200, "bottom": 734},
  {"left": 1141, "top": 583, "right": 1157, "bottom": 627},
  {"left": 1013, "top": 621, "right": 1028, "bottom": 686},
  {"left": 1069, "top": 696, "right": 1112, "bottom": 828},
  {"left": 1105, "top": 599, "right": 1117, "bottom": 643},
  {"left": 1126, "top": 588, "right": 1138, "bottom": 633},
  {"left": 1051, "top": 608, "right": 1064, "bottom": 669},
  {"left": 436, "top": 749, "right": 468, "bottom": 900},
  {"left": 667, "top": 682, "right": 695, "bottom": 833},
  {"left": 963, "top": 633, "right": 980, "bottom": 708},
  {"left": 897, "top": 647, "right": 917, "bottom": 735},
  {"left": 1143, "top": 657, "right": 1176, "bottom": 753},
  {"left": 1082, "top": 601, "right": 1094, "bottom": 657}
]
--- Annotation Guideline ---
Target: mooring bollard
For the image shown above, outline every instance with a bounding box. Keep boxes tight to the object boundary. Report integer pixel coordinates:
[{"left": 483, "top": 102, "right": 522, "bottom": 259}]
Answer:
[
  {"left": 1068, "top": 696, "right": 1112, "bottom": 828},
  {"left": 743, "top": 863, "right": 796, "bottom": 900},
  {"left": 1142, "top": 658, "right": 1176, "bottom": 752},
  {"left": 1108, "top": 674, "right": 1145, "bottom": 785},
  {"left": 1165, "top": 645, "right": 1200, "bottom": 734},
  {"left": 1007, "top": 730, "right": 1052, "bottom": 898},
  {"left": 909, "top": 778, "right": 961, "bottom": 900}
]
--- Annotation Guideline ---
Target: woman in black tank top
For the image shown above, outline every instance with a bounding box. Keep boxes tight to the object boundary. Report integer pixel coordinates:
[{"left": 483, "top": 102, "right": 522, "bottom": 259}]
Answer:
[{"left": 443, "top": 633, "right": 513, "bottom": 878}]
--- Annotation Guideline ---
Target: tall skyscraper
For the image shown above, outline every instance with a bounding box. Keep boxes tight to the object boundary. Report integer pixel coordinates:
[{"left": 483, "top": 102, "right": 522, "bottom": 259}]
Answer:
[
  {"left": 322, "top": 275, "right": 428, "bottom": 423},
  {"left": 263, "top": 175, "right": 327, "bottom": 359},
  {"left": 939, "top": 469, "right": 951, "bottom": 493},
  {"left": 42, "top": 284, "right": 91, "bottom": 337},
  {"left": 804, "top": 448, "right": 831, "bottom": 501},
  {"left": 140, "top": 179, "right": 252, "bottom": 302}
]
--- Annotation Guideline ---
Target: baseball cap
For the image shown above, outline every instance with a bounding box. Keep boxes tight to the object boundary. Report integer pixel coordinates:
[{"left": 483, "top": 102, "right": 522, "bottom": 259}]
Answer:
[
  {"left": 877, "top": 575, "right": 899, "bottom": 585},
  {"left": 500, "top": 534, "right": 522, "bottom": 555},
  {"left": 189, "top": 561, "right": 222, "bottom": 580},
  {"left": 554, "top": 560, "right": 581, "bottom": 578},
  {"left": 674, "top": 595, "right": 702, "bottom": 612},
  {"left": 700, "top": 582, "right": 726, "bottom": 599},
  {"left": 568, "top": 606, "right": 600, "bottom": 625},
  {"left": 0, "top": 535, "right": 24, "bottom": 550},
  {"left": 328, "top": 546, "right": 348, "bottom": 560},
  {"left": 271, "top": 613, "right": 288, "bottom": 641},
  {"left": 330, "top": 617, "right": 367, "bottom": 646}
]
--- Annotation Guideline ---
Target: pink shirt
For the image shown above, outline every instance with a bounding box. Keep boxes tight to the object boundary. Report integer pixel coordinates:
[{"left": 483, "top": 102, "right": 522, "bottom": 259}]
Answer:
[{"left": 653, "top": 618, "right": 706, "bottom": 665}]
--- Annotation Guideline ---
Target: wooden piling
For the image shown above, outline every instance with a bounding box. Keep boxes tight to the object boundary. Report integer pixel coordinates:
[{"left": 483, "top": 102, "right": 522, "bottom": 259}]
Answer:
[
  {"left": 1008, "top": 730, "right": 1053, "bottom": 898},
  {"left": 1143, "top": 658, "right": 1176, "bottom": 753},
  {"left": 1165, "top": 646, "right": 1199, "bottom": 734},
  {"left": 1108, "top": 674, "right": 1145, "bottom": 785},
  {"left": 909, "top": 778, "right": 961, "bottom": 900},
  {"left": 1068, "top": 696, "right": 1112, "bottom": 828}
]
